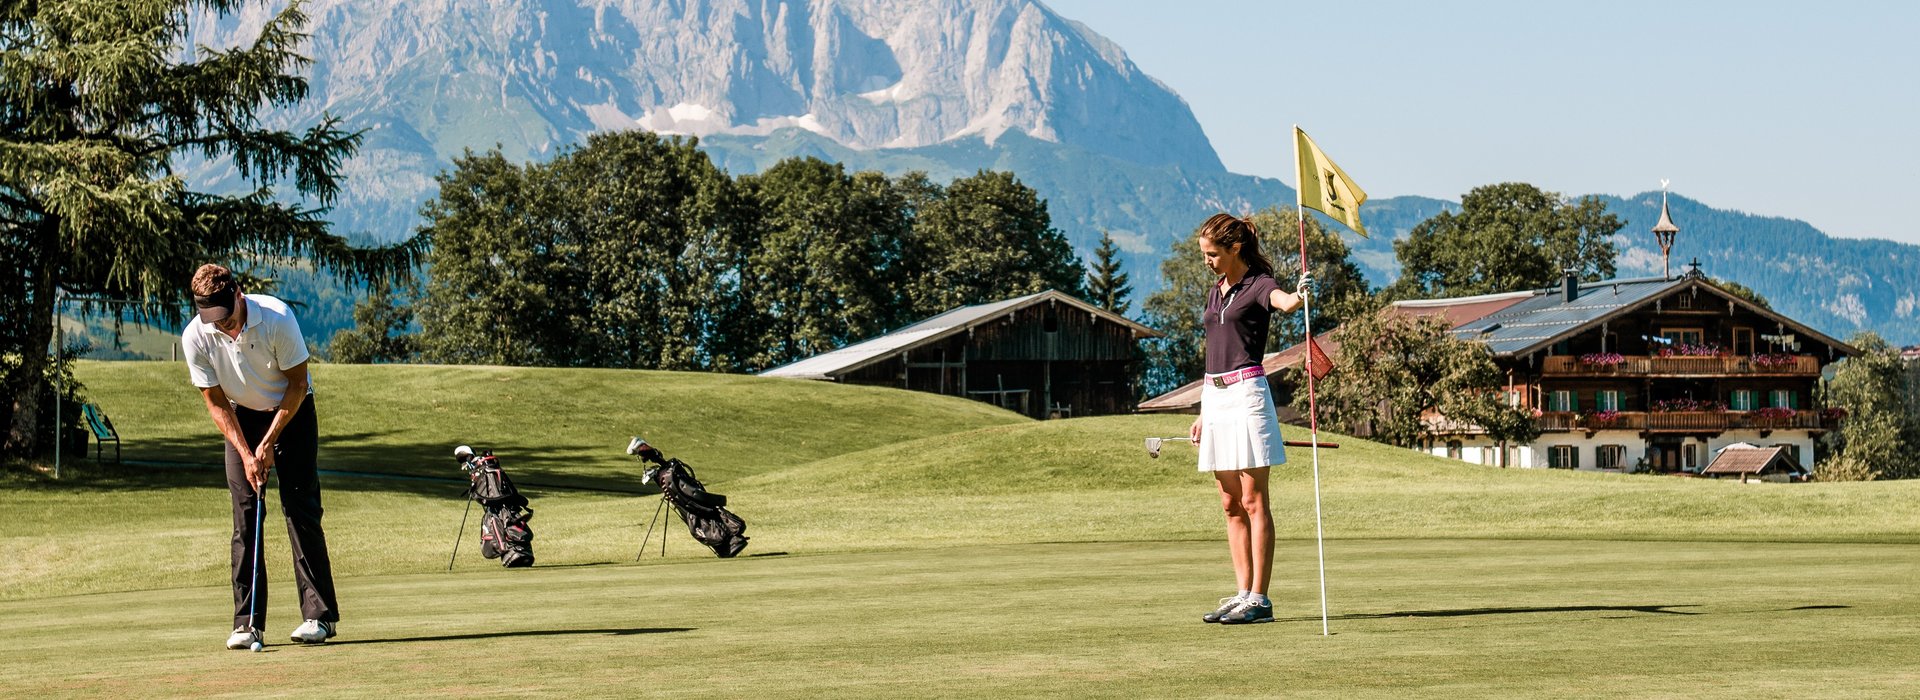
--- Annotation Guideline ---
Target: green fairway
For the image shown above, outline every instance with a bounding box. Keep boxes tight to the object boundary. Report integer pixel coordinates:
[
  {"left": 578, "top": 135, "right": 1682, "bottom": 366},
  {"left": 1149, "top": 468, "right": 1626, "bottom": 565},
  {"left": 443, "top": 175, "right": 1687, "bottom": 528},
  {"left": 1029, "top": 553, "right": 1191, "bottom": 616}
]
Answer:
[
  {"left": 4, "top": 540, "right": 1917, "bottom": 698},
  {"left": 10, "top": 361, "right": 1920, "bottom": 697}
]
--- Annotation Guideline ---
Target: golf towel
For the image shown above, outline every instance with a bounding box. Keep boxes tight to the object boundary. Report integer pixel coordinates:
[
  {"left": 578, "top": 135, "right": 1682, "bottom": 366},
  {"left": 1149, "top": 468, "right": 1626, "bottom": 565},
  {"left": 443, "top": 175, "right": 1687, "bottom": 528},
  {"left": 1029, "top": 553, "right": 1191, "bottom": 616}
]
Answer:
[{"left": 1198, "top": 374, "right": 1287, "bottom": 472}]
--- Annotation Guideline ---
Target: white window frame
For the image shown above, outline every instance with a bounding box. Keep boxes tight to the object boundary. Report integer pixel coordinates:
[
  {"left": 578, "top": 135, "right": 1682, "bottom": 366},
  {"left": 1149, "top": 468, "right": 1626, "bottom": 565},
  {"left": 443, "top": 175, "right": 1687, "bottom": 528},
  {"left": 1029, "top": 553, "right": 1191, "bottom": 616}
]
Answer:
[
  {"left": 1731, "top": 390, "right": 1754, "bottom": 411},
  {"left": 1597, "top": 390, "right": 1621, "bottom": 412},
  {"left": 1549, "top": 390, "right": 1574, "bottom": 412}
]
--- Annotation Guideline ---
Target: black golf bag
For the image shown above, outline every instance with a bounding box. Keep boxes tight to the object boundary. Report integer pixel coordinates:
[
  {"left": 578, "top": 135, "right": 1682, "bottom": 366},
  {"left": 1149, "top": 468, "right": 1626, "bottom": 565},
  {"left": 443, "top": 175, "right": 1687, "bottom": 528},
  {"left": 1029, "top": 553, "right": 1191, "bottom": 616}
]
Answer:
[
  {"left": 628, "top": 438, "right": 748, "bottom": 558},
  {"left": 461, "top": 449, "right": 535, "bottom": 568}
]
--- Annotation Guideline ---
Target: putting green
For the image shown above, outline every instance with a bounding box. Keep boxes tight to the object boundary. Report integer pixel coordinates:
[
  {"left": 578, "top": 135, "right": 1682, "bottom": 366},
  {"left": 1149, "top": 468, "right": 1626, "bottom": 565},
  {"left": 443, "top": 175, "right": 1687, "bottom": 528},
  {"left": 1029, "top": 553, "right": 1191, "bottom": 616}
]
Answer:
[{"left": 3, "top": 540, "right": 1916, "bottom": 698}]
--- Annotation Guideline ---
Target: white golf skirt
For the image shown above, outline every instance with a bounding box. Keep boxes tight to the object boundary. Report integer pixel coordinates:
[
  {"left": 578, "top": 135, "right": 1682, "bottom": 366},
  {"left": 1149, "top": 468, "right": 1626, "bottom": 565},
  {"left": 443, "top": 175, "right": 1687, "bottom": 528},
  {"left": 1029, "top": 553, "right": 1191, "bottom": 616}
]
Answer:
[{"left": 1198, "top": 374, "right": 1287, "bottom": 472}]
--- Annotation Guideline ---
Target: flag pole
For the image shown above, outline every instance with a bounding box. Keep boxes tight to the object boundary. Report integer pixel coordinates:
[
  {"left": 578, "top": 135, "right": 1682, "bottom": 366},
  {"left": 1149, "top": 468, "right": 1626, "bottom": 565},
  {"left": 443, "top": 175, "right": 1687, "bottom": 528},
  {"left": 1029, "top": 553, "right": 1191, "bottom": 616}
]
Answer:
[{"left": 1294, "top": 125, "right": 1331, "bottom": 637}]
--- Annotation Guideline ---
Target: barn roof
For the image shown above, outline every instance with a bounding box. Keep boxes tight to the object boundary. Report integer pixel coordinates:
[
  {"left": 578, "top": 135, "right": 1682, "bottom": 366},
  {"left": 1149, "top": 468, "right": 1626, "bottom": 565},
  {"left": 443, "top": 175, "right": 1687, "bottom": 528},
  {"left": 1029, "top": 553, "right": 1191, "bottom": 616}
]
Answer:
[
  {"left": 761, "top": 290, "right": 1160, "bottom": 381},
  {"left": 1702, "top": 446, "right": 1802, "bottom": 475}
]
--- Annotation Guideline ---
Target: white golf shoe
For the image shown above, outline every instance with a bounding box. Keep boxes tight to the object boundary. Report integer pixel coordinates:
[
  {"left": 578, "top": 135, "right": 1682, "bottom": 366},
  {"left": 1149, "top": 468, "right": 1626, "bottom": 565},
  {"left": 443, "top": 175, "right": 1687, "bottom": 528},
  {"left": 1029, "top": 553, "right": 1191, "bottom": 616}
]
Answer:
[
  {"left": 226, "top": 627, "right": 261, "bottom": 650},
  {"left": 290, "top": 619, "right": 336, "bottom": 644}
]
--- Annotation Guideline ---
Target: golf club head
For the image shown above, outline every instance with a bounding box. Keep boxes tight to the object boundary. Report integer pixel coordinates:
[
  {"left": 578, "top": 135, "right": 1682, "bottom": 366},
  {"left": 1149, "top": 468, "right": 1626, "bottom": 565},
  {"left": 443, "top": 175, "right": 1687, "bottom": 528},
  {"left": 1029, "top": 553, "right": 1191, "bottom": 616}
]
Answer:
[
  {"left": 625, "top": 436, "right": 648, "bottom": 456},
  {"left": 454, "top": 445, "right": 473, "bottom": 460}
]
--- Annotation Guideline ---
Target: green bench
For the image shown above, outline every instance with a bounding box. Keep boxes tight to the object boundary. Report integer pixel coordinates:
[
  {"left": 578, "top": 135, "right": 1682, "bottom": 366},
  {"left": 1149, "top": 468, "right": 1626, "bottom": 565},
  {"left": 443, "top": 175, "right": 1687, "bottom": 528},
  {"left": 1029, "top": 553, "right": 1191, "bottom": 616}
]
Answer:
[{"left": 81, "top": 403, "right": 120, "bottom": 464}]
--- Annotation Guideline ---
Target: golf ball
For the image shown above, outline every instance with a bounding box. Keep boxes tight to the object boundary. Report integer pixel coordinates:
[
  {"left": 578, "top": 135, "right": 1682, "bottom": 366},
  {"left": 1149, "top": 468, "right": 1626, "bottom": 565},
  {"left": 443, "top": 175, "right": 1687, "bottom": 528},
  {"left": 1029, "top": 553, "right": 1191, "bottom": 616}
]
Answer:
[{"left": 250, "top": 641, "right": 263, "bottom": 652}]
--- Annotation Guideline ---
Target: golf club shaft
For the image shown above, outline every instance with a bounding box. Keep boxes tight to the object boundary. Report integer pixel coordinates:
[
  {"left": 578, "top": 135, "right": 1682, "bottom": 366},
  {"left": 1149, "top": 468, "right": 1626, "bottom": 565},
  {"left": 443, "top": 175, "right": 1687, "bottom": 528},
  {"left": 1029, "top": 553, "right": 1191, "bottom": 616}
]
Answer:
[
  {"left": 1284, "top": 440, "right": 1340, "bottom": 449},
  {"left": 248, "top": 484, "right": 264, "bottom": 632}
]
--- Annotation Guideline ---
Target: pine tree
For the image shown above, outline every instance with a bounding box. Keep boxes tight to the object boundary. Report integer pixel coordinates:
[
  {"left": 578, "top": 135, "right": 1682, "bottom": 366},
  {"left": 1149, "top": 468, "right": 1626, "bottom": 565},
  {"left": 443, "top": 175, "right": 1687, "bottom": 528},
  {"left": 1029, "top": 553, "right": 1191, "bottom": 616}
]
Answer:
[
  {"left": 1, "top": 1, "right": 416, "bottom": 457},
  {"left": 1085, "top": 231, "right": 1132, "bottom": 315}
]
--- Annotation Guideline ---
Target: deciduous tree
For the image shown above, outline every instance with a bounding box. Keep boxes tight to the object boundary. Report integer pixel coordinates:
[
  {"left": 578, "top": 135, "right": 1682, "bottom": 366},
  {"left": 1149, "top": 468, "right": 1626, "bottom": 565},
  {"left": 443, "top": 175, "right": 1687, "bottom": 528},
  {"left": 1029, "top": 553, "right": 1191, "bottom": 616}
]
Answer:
[
  {"left": 1818, "top": 332, "right": 1920, "bottom": 480},
  {"left": 1299, "top": 311, "right": 1537, "bottom": 449},
  {"left": 1387, "top": 183, "right": 1621, "bottom": 300}
]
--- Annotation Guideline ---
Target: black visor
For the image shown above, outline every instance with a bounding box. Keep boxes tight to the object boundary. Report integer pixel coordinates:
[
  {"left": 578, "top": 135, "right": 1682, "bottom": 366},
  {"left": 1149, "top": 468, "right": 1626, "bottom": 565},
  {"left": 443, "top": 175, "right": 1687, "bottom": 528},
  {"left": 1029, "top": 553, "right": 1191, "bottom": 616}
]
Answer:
[{"left": 193, "top": 286, "right": 237, "bottom": 324}]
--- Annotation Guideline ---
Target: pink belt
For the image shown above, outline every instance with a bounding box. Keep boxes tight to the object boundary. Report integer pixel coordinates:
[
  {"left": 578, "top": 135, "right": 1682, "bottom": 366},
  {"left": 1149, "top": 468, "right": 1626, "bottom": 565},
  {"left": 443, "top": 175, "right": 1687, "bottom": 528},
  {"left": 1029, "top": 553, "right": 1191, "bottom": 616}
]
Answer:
[{"left": 1206, "top": 366, "right": 1265, "bottom": 388}]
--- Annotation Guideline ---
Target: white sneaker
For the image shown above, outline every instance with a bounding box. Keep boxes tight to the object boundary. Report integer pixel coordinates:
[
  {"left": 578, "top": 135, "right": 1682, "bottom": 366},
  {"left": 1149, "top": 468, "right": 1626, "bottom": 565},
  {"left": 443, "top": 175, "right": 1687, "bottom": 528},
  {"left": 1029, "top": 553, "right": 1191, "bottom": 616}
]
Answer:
[
  {"left": 226, "top": 627, "right": 261, "bottom": 650},
  {"left": 290, "top": 619, "right": 336, "bottom": 644}
]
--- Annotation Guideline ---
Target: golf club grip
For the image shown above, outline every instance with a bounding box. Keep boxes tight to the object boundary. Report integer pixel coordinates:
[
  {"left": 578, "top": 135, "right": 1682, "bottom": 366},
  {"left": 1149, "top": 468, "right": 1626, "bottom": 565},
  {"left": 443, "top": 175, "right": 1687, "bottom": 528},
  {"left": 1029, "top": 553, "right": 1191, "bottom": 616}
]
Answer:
[{"left": 1283, "top": 440, "right": 1339, "bottom": 448}]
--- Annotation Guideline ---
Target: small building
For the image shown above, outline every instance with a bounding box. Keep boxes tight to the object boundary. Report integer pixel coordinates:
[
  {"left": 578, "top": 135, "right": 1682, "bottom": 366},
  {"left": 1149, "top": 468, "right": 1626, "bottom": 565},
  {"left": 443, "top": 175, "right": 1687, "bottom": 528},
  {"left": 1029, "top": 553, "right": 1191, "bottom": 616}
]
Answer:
[
  {"left": 761, "top": 290, "right": 1160, "bottom": 418},
  {"left": 1701, "top": 445, "right": 1806, "bottom": 483}
]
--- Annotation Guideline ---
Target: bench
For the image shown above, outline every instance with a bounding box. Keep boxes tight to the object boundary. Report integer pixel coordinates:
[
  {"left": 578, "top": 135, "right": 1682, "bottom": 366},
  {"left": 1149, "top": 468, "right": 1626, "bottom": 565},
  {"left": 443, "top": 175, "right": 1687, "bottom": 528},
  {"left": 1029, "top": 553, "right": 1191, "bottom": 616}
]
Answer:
[{"left": 81, "top": 403, "right": 120, "bottom": 464}]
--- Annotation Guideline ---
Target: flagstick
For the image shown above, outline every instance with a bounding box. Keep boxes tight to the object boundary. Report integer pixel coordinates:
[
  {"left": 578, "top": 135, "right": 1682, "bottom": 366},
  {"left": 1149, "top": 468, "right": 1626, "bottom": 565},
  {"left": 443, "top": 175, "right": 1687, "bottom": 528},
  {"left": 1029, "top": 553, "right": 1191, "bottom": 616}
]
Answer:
[{"left": 1295, "top": 125, "right": 1331, "bottom": 637}]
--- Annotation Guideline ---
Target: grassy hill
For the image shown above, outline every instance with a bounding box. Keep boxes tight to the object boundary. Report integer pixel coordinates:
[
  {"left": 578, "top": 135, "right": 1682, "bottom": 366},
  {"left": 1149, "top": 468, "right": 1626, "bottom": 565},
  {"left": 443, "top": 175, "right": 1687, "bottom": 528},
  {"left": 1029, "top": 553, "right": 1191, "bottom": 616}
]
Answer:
[{"left": 69, "top": 361, "right": 1027, "bottom": 489}]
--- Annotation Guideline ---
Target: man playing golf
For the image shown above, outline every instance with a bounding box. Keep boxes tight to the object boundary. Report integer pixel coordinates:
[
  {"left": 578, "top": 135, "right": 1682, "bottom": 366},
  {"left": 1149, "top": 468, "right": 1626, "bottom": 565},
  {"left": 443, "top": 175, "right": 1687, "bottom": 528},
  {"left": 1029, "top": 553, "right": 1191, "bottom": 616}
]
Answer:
[
  {"left": 1190, "top": 213, "right": 1308, "bottom": 625},
  {"left": 181, "top": 264, "right": 340, "bottom": 649}
]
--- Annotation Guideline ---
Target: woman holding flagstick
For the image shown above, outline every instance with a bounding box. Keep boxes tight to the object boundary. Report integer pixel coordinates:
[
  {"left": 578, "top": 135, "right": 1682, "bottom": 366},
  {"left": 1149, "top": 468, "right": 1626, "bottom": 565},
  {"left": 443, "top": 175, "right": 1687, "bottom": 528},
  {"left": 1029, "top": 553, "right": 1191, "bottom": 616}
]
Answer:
[{"left": 1190, "top": 213, "right": 1311, "bottom": 625}]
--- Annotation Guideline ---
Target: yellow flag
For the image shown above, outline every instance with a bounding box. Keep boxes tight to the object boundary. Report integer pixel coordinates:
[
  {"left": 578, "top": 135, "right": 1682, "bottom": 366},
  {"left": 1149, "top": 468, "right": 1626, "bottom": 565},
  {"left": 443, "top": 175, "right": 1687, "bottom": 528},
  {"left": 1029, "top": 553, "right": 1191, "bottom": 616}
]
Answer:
[{"left": 1295, "top": 126, "right": 1369, "bottom": 237}]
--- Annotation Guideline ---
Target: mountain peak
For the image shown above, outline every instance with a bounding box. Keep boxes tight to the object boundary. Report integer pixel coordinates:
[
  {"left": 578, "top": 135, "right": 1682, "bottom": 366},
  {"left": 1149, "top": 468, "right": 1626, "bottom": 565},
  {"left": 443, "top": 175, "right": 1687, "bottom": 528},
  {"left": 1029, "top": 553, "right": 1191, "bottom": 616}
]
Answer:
[{"left": 194, "top": 0, "right": 1222, "bottom": 170}]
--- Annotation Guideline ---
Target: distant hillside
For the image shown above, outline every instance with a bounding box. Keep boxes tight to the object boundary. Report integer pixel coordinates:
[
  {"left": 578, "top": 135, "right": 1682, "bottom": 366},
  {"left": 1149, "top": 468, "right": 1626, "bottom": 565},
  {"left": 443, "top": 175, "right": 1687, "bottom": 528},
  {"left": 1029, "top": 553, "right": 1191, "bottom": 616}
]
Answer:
[{"left": 1602, "top": 192, "right": 1919, "bottom": 345}]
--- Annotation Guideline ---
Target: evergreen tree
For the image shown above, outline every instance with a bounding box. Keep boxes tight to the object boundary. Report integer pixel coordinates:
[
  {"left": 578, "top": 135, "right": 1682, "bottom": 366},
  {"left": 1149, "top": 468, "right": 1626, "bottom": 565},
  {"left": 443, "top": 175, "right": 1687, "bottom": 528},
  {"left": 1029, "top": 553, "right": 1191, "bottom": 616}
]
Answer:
[
  {"left": 0, "top": 0, "right": 416, "bottom": 457},
  {"left": 1085, "top": 231, "right": 1132, "bottom": 315}
]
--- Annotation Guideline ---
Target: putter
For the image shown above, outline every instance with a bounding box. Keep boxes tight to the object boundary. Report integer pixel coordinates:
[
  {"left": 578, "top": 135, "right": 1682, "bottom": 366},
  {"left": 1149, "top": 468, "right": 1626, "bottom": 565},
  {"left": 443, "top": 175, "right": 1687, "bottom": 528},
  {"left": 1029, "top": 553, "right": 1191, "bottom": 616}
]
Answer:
[
  {"left": 1143, "top": 436, "right": 1192, "bottom": 458},
  {"left": 246, "top": 481, "right": 264, "bottom": 638},
  {"left": 1143, "top": 435, "right": 1343, "bottom": 458}
]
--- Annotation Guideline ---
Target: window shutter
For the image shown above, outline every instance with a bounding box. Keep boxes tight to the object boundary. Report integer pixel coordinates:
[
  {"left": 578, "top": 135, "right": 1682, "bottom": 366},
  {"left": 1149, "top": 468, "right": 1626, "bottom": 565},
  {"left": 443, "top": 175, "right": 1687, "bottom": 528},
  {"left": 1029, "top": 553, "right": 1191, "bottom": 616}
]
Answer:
[{"left": 1789, "top": 391, "right": 1799, "bottom": 410}]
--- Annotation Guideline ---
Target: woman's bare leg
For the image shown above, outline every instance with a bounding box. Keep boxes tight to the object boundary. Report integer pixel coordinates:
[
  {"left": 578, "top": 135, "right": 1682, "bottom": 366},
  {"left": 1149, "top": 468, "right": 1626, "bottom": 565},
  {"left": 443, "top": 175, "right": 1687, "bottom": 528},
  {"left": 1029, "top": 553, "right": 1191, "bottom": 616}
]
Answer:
[
  {"left": 1215, "top": 471, "right": 1252, "bottom": 592},
  {"left": 1236, "top": 467, "right": 1274, "bottom": 594}
]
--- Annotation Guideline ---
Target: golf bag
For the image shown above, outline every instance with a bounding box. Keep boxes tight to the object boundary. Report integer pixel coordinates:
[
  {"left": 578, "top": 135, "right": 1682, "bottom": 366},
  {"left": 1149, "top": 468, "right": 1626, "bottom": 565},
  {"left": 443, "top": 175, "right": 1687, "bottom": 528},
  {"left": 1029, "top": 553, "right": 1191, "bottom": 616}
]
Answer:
[
  {"left": 628, "top": 438, "right": 749, "bottom": 558},
  {"left": 461, "top": 449, "right": 535, "bottom": 568}
]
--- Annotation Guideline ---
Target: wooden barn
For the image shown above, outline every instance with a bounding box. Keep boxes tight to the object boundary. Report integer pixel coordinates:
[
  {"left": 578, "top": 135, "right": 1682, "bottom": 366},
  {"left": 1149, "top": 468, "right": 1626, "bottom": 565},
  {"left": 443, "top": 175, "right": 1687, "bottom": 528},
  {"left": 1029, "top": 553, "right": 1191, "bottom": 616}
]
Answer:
[{"left": 761, "top": 290, "right": 1160, "bottom": 418}]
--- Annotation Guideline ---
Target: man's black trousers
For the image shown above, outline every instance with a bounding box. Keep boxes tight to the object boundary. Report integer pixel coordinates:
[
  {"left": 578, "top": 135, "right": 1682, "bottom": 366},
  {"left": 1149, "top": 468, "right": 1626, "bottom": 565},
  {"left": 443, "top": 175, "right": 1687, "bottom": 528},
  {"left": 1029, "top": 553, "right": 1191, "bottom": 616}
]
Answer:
[{"left": 226, "top": 398, "right": 339, "bottom": 630}]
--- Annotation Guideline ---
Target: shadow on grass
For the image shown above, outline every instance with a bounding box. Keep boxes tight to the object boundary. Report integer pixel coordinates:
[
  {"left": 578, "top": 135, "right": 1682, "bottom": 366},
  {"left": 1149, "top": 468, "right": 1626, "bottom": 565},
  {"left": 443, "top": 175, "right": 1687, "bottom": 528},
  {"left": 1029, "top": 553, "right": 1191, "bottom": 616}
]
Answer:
[
  {"left": 1285, "top": 604, "right": 1704, "bottom": 622},
  {"left": 15, "top": 430, "right": 659, "bottom": 497},
  {"left": 1288, "top": 603, "right": 1852, "bottom": 623},
  {"left": 328, "top": 627, "right": 694, "bottom": 646}
]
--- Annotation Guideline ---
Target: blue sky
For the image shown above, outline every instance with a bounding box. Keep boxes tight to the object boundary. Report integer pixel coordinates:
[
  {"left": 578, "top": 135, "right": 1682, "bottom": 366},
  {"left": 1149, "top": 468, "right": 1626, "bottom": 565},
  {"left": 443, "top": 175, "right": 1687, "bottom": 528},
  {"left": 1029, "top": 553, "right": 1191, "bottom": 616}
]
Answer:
[{"left": 1043, "top": 0, "right": 1919, "bottom": 246}]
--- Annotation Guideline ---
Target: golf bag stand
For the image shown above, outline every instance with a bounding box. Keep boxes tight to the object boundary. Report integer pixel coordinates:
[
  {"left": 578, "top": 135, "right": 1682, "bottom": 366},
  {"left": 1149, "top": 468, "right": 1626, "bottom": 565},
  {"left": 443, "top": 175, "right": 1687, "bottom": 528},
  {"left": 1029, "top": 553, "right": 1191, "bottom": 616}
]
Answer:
[
  {"left": 636, "top": 490, "right": 669, "bottom": 561},
  {"left": 626, "top": 437, "right": 749, "bottom": 559}
]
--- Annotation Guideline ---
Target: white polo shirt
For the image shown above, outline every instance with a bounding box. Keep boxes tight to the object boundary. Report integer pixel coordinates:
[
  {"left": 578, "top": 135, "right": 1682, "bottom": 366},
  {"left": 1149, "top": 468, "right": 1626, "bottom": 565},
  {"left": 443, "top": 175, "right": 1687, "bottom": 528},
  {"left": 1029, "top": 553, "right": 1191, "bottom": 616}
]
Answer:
[{"left": 182, "top": 294, "right": 313, "bottom": 412}]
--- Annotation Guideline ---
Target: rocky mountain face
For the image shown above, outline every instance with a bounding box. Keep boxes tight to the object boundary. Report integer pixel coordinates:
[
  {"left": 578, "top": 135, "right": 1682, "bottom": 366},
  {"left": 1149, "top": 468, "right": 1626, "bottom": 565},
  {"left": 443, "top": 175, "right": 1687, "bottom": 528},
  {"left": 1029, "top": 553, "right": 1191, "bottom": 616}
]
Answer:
[{"left": 188, "top": 0, "right": 1221, "bottom": 239}]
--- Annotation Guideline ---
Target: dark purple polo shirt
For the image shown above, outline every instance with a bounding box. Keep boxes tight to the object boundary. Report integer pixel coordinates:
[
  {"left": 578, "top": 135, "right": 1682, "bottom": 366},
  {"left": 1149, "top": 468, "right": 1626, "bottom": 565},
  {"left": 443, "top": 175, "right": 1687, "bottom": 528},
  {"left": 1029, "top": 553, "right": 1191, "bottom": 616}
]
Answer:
[{"left": 1204, "top": 272, "right": 1280, "bottom": 374}]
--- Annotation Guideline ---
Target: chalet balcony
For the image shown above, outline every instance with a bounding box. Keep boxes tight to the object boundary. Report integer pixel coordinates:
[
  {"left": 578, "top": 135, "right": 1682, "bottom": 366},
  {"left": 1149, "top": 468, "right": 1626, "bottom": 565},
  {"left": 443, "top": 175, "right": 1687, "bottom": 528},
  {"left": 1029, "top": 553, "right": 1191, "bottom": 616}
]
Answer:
[
  {"left": 1535, "top": 410, "right": 1840, "bottom": 435},
  {"left": 1541, "top": 354, "right": 1820, "bottom": 377}
]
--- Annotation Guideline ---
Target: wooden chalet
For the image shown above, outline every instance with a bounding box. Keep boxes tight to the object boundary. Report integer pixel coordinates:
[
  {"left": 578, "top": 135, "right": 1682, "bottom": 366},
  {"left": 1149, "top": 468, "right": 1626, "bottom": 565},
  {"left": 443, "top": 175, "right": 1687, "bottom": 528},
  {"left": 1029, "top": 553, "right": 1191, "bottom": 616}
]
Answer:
[
  {"left": 761, "top": 290, "right": 1160, "bottom": 418},
  {"left": 1418, "top": 193, "right": 1856, "bottom": 472}
]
